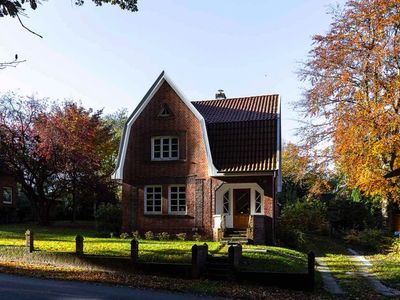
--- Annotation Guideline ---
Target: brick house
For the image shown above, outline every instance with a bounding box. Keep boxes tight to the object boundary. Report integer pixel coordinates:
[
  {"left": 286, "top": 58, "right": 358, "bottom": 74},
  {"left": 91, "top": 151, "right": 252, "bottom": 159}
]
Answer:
[
  {"left": 0, "top": 170, "right": 17, "bottom": 222},
  {"left": 113, "top": 71, "right": 281, "bottom": 244}
]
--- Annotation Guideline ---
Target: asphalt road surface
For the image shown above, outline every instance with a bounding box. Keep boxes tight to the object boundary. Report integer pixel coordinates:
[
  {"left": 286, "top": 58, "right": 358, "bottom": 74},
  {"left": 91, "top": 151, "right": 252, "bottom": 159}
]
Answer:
[{"left": 0, "top": 273, "right": 225, "bottom": 300}]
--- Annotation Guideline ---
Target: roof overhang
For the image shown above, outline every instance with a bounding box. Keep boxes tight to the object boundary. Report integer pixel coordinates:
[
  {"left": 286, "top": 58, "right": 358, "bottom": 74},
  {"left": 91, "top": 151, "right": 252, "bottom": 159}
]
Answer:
[{"left": 112, "top": 71, "right": 218, "bottom": 180}]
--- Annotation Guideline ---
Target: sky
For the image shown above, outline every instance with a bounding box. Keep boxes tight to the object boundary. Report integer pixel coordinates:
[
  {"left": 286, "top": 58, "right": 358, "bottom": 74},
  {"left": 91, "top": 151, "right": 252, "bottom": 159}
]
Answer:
[{"left": 0, "top": 0, "right": 346, "bottom": 143}]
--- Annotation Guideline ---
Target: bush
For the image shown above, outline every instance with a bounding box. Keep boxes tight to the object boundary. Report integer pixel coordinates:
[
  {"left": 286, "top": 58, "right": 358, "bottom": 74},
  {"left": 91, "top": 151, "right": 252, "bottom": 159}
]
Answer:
[
  {"left": 344, "top": 229, "right": 361, "bottom": 245},
  {"left": 132, "top": 230, "right": 140, "bottom": 240},
  {"left": 278, "top": 200, "right": 329, "bottom": 234},
  {"left": 176, "top": 233, "right": 187, "bottom": 241},
  {"left": 328, "top": 197, "right": 383, "bottom": 233},
  {"left": 278, "top": 229, "right": 306, "bottom": 249},
  {"left": 193, "top": 232, "right": 202, "bottom": 241},
  {"left": 390, "top": 239, "right": 400, "bottom": 254},
  {"left": 344, "top": 229, "right": 385, "bottom": 252},
  {"left": 157, "top": 232, "right": 170, "bottom": 241},
  {"left": 144, "top": 231, "right": 154, "bottom": 240},
  {"left": 120, "top": 232, "right": 130, "bottom": 239},
  {"left": 94, "top": 203, "right": 121, "bottom": 234}
]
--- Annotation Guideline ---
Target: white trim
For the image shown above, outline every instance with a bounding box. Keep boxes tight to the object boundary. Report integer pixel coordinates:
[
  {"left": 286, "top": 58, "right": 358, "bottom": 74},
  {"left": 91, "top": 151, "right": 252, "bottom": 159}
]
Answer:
[
  {"left": 215, "top": 183, "right": 264, "bottom": 228},
  {"left": 168, "top": 184, "right": 186, "bottom": 215},
  {"left": 1, "top": 187, "right": 12, "bottom": 204},
  {"left": 112, "top": 71, "right": 218, "bottom": 180},
  {"left": 151, "top": 136, "right": 179, "bottom": 161},
  {"left": 144, "top": 185, "right": 162, "bottom": 215},
  {"left": 276, "top": 95, "right": 282, "bottom": 192}
]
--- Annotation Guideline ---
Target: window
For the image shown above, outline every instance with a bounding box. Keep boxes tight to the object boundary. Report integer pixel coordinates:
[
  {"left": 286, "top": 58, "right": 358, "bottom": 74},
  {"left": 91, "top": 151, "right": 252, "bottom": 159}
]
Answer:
[
  {"left": 151, "top": 136, "right": 179, "bottom": 160},
  {"left": 169, "top": 185, "right": 186, "bottom": 214},
  {"left": 255, "top": 190, "right": 262, "bottom": 214},
  {"left": 2, "top": 187, "right": 12, "bottom": 204},
  {"left": 145, "top": 186, "right": 162, "bottom": 214},
  {"left": 158, "top": 104, "right": 171, "bottom": 117},
  {"left": 223, "top": 191, "right": 230, "bottom": 214}
]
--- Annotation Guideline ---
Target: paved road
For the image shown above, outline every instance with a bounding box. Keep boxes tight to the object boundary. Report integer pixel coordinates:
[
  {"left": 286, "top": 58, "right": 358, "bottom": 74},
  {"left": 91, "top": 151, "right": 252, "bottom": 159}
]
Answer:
[{"left": 0, "top": 273, "right": 225, "bottom": 300}]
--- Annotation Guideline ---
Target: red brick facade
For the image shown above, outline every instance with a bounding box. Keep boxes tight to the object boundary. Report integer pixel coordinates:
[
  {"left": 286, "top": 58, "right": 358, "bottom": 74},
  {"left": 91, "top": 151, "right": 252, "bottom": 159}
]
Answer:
[
  {"left": 0, "top": 175, "right": 17, "bottom": 209},
  {"left": 118, "top": 75, "right": 279, "bottom": 243}
]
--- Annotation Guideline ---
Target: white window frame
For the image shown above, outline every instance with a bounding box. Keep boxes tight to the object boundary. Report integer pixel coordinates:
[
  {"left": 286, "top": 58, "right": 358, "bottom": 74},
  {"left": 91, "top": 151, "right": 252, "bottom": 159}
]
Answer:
[
  {"left": 168, "top": 185, "right": 186, "bottom": 215},
  {"left": 144, "top": 185, "right": 162, "bottom": 214},
  {"left": 2, "top": 187, "right": 12, "bottom": 204},
  {"left": 254, "top": 190, "right": 263, "bottom": 214},
  {"left": 151, "top": 136, "right": 179, "bottom": 161}
]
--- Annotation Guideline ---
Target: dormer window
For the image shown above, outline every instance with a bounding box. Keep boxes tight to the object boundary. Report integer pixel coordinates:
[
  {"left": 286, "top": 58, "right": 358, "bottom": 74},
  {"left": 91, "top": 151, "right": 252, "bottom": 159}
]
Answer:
[{"left": 151, "top": 136, "right": 179, "bottom": 160}]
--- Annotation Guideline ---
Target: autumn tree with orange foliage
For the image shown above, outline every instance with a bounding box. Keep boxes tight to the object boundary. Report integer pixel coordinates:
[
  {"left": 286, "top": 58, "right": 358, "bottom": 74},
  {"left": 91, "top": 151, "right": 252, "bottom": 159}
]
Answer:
[{"left": 298, "top": 0, "right": 400, "bottom": 206}]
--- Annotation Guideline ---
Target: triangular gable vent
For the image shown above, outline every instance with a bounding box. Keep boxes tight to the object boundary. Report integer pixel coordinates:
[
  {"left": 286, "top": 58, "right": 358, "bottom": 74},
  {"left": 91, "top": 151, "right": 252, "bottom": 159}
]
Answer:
[{"left": 158, "top": 104, "right": 173, "bottom": 117}]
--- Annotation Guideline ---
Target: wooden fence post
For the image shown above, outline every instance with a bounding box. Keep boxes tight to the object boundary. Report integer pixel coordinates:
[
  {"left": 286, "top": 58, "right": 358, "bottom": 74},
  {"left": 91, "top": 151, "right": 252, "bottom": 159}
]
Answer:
[
  {"left": 308, "top": 251, "right": 315, "bottom": 291},
  {"left": 75, "top": 234, "right": 84, "bottom": 255},
  {"left": 131, "top": 239, "right": 139, "bottom": 263},
  {"left": 25, "top": 229, "right": 34, "bottom": 253}
]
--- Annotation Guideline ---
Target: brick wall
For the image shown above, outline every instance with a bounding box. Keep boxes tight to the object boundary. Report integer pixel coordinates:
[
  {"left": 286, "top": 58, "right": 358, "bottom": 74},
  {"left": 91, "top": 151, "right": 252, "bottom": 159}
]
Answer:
[
  {"left": 0, "top": 175, "right": 17, "bottom": 208},
  {"left": 121, "top": 81, "right": 211, "bottom": 236}
]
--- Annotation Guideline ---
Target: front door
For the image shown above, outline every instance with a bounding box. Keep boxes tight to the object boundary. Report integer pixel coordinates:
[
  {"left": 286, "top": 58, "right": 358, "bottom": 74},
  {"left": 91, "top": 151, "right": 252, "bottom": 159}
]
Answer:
[{"left": 233, "top": 189, "right": 250, "bottom": 229}]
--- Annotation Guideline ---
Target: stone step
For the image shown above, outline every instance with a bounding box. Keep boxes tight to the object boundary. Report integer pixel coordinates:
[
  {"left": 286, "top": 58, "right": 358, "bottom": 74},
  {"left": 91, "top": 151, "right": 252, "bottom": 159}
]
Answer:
[{"left": 221, "top": 237, "right": 247, "bottom": 242}]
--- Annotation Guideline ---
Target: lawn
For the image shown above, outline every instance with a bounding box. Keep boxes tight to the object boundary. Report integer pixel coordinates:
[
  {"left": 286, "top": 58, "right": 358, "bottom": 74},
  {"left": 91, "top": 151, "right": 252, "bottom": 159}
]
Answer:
[
  {"left": 0, "top": 222, "right": 223, "bottom": 263},
  {"left": 306, "top": 234, "right": 400, "bottom": 299},
  {"left": 240, "top": 244, "right": 307, "bottom": 273},
  {"left": 367, "top": 252, "right": 400, "bottom": 290},
  {"left": 0, "top": 222, "right": 309, "bottom": 272}
]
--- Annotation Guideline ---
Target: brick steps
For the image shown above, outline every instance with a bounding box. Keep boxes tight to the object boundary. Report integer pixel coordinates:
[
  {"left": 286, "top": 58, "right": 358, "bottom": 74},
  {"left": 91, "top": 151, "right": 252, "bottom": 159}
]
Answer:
[{"left": 222, "top": 228, "right": 248, "bottom": 244}]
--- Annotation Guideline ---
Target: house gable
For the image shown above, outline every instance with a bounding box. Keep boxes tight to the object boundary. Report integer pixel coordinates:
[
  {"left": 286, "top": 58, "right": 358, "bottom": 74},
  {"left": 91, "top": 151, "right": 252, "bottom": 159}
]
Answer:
[{"left": 113, "top": 71, "right": 217, "bottom": 180}]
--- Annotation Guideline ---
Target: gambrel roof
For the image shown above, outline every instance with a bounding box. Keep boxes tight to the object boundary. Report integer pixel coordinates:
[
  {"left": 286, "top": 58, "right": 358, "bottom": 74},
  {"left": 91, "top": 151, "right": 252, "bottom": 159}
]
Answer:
[{"left": 112, "top": 71, "right": 281, "bottom": 179}]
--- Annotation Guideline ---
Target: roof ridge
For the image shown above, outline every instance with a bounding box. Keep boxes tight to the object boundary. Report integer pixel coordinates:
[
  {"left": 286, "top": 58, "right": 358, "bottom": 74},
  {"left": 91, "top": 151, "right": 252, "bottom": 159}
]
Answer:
[{"left": 191, "top": 94, "right": 279, "bottom": 103}]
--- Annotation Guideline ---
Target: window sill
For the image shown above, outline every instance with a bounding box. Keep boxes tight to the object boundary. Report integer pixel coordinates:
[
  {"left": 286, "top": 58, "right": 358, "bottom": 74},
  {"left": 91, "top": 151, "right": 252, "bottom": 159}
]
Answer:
[{"left": 143, "top": 214, "right": 193, "bottom": 219}]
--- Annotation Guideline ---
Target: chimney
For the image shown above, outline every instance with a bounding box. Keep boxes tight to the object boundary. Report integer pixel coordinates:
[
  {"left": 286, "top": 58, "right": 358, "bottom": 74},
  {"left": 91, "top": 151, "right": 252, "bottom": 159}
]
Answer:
[{"left": 215, "top": 89, "right": 226, "bottom": 100}]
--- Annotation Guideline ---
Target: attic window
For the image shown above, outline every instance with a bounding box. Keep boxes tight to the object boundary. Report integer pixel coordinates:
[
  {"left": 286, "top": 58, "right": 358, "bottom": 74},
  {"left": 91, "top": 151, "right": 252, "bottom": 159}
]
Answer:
[{"left": 158, "top": 104, "right": 172, "bottom": 117}]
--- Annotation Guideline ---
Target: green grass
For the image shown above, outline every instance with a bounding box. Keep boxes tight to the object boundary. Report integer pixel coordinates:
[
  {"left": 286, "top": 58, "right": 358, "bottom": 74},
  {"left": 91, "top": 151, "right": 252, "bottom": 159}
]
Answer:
[
  {"left": 0, "top": 222, "right": 310, "bottom": 272},
  {"left": 0, "top": 223, "right": 220, "bottom": 263},
  {"left": 306, "top": 234, "right": 387, "bottom": 299},
  {"left": 367, "top": 253, "right": 400, "bottom": 289},
  {"left": 240, "top": 244, "right": 307, "bottom": 272}
]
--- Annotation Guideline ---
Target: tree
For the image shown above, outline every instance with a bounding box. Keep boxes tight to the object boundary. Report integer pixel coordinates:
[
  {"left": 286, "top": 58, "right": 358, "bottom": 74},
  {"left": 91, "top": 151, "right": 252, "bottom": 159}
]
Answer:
[
  {"left": 0, "top": 54, "right": 25, "bottom": 70},
  {"left": 0, "top": 0, "right": 138, "bottom": 38},
  {"left": 298, "top": 0, "right": 400, "bottom": 204},
  {"left": 0, "top": 1, "right": 138, "bottom": 17},
  {"left": 0, "top": 94, "right": 118, "bottom": 224},
  {"left": 35, "top": 102, "right": 117, "bottom": 221},
  {"left": 280, "top": 142, "right": 333, "bottom": 206}
]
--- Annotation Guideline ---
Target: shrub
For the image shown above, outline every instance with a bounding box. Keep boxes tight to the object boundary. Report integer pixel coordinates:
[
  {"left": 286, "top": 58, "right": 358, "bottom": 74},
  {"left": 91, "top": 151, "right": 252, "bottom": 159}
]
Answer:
[
  {"left": 132, "top": 230, "right": 140, "bottom": 240},
  {"left": 193, "top": 232, "right": 202, "bottom": 241},
  {"left": 176, "top": 233, "right": 187, "bottom": 241},
  {"left": 120, "top": 232, "right": 130, "bottom": 239},
  {"left": 344, "top": 229, "right": 385, "bottom": 252},
  {"left": 328, "top": 197, "right": 383, "bottom": 233},
  {"left": 157, "top": 232, "right": 170, "bottom": 241},
  {"left": 278, "top": 200, "right": 329, "bottom": 234},
  {"left": 344, "top": 229, "right": 361, "bottom": 245},
  {"left": 390, "top": 239, "right": 400, "bottom": 255},
  {"left": 94, "top": 203, "right": 121, "bottom": 234},
  {"left": 278, "top": 228, "right": 306, "bottom": 249},
  {"left": 144, "top": 231, "right": 154, "bottom": 240}
]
